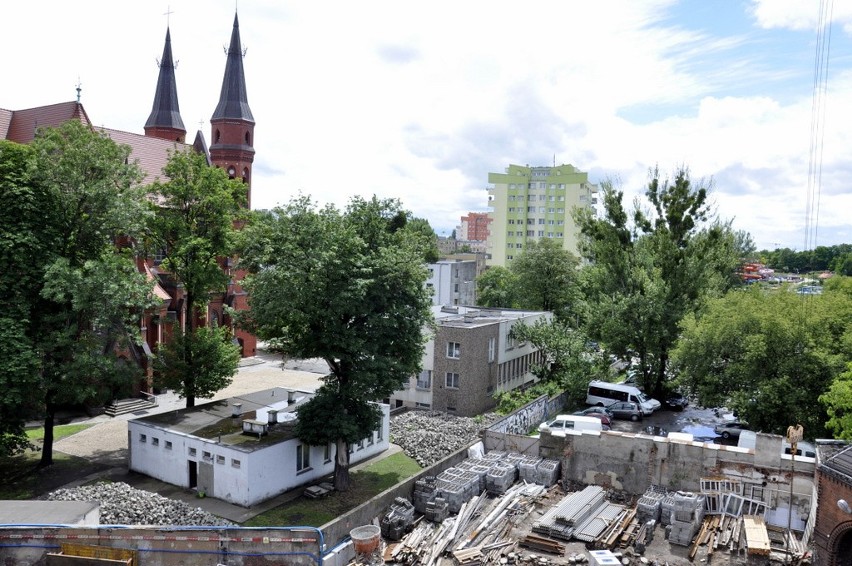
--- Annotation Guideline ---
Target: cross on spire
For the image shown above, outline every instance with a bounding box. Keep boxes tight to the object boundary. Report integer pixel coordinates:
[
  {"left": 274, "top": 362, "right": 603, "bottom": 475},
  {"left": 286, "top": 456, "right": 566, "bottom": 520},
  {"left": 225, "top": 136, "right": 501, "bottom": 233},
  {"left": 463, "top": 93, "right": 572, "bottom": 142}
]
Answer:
[{"left": 164, "top": 6, "right": 174, "bottom": 27}]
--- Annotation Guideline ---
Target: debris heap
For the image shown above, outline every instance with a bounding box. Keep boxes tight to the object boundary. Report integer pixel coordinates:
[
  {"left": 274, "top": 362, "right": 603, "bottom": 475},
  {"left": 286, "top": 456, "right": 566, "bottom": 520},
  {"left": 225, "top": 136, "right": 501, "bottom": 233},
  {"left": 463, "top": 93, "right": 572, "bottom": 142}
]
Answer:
[
  {"left": 45, "top": 482, "right": 234, "bottom": 527},
  {"left": 389, "top": 411, "right": 500, "bottom": 467}
]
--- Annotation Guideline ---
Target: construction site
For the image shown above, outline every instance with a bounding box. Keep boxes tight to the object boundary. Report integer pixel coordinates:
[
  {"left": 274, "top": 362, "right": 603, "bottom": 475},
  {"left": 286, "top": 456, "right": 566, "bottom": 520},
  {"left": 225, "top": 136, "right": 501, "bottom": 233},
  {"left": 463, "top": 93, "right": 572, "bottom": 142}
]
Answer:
[{"left": 4, "top": 393, "right": 851, "bottom": 565}]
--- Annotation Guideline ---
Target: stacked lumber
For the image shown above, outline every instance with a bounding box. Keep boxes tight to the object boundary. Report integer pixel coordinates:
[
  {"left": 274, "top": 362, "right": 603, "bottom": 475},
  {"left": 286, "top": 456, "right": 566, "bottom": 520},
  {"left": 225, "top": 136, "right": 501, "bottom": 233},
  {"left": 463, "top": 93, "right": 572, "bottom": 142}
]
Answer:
[
  {"left": 518, "top": 534, "right": 565, "bottom": 554},
  {"left": 385, "top": 483, "right": 545, "bottom": 565},
  {"left": 742, "top": 515, "right": 771, "bottom": 556}
]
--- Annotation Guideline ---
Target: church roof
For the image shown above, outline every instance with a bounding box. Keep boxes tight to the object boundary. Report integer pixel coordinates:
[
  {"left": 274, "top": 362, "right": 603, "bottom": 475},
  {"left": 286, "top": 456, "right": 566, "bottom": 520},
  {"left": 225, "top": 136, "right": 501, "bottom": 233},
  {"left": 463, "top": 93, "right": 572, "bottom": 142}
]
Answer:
[
  {"left": 0, "top": 101, "right": 91, "bottom": 144},
  {"left": 211, "top": 13, "right": 254, "bottom": 123},
  {"left": 144, "top": 27, "right": 186, "bottom": 134},
  {"left": 98, "top": 126, "right": 190, "bottom": 187}
]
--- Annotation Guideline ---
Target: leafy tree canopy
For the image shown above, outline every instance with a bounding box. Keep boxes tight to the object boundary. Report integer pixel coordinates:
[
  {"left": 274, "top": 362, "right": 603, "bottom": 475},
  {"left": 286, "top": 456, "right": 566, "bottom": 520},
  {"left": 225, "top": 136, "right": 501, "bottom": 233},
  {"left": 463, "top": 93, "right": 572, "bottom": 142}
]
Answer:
[
  {"left": 575, "top": 167, "right": 741, "bottom": 398},
  {"left": 1, "top": 122, "right": 155, "bottom": 465},
  {"left": 476, "top": 266, "right": 518, "bottom": 309},
  {"left": 146, "top": 150, "right": 247, "bottom": 408},
  {"left": 509, "top": 238, "right": 580, "bottom": 320},
  {"left": 674, "top": 285, "right": 852, "bottom": 437},
  {"left": 239, "top": 195, "right": 433, "bottom": 490},
  {"left": 510, "top": 318, "right": 609, "bottom": 405}
]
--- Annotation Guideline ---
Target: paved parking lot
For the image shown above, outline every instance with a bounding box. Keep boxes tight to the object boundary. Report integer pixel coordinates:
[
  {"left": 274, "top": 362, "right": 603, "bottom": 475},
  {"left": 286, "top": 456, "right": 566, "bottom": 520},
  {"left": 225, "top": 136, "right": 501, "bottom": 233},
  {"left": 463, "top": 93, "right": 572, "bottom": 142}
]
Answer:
[{"left": 607, "top": 403, "right": 738, "bottom": 445}]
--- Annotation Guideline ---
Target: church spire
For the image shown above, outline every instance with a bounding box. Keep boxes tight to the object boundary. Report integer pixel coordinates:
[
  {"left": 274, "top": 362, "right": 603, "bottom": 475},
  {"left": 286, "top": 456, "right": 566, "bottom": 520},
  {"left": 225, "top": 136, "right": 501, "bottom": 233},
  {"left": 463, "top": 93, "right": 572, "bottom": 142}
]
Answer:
[
  {"left": 145, "top": 27, "right": 186, "bottom": 142},
  {"left": 211, "top": 13, "right": 254, "bottom": 122},
  {"left": 210, "top": 11, "right": 255, "bottom": 207}
]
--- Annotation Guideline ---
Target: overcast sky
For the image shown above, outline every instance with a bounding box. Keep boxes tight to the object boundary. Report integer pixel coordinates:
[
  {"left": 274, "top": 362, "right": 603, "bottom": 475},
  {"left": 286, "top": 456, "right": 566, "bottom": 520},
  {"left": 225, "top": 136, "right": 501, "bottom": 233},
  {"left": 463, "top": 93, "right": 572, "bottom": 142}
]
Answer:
[{"left": 5, "top": 0, "right": 852, "bottom": 251}]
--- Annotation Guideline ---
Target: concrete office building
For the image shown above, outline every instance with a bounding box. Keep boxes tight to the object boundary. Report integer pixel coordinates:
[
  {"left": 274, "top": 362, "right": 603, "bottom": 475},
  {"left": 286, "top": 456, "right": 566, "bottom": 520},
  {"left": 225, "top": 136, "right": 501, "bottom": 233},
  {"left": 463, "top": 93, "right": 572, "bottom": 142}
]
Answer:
[{"left": 389, "top": 306, "right": 550, "bottom": 416}]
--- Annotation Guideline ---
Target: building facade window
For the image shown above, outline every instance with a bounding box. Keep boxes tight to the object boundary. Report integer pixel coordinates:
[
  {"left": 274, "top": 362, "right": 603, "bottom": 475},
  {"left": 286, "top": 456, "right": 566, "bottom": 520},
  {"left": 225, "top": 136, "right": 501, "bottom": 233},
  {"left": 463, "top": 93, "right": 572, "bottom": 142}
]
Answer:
[
  {"left": 324, "top": 443, "right": 332, "bottom": 463},
  {"left": 488, "top": 337, "right": 495, "bottom": 362},
  {"left": 417, "top": 370, "right": 432, "bottom": 389},
  {"left": 447, "top": 342, "right": 460, "bottom": 359},
  {"left": 445, "top": 372, "right": 460, "bottom": 389},
  {"left": 296, "top": 444, "right": 310, "bottom": 472}
]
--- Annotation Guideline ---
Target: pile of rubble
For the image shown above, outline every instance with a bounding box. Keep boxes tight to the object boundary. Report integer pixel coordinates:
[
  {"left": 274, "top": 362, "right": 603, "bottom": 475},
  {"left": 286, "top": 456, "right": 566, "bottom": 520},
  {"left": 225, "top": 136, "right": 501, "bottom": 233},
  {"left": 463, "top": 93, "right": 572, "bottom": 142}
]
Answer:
[
  {"left": 389, "top": 411, "right": 501, "bottom": 467},
  {"left": 45, "top": 482, "right": 234, "bottom": 527}
]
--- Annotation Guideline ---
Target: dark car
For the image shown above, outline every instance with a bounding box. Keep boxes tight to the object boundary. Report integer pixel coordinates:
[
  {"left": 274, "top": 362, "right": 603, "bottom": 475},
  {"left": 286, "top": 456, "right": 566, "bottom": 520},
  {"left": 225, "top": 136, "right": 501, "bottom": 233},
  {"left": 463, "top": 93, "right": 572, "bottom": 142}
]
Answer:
[
  {"left": 573, "top": 406, "right": 613, "bottom": 427},
  {"left": 606, "top": 401, "right": 643, "bottom": 421},
  {"left": 664, "top": 393, "right": 689, "bottom": 411},
  {"left": 714, "top": 421, "right": 750, "bottom": 439}
]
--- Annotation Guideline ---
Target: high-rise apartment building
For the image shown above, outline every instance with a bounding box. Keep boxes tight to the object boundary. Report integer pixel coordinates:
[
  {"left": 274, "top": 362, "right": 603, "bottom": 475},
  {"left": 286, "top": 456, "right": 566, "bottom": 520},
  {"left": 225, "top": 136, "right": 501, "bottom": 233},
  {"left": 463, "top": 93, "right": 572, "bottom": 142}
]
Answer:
[
  {"left": 486, "top": 163, "right": 597, "bottom": 266},
  {"left": 458, "top": 212, "right": 491, "bottom": 242}
]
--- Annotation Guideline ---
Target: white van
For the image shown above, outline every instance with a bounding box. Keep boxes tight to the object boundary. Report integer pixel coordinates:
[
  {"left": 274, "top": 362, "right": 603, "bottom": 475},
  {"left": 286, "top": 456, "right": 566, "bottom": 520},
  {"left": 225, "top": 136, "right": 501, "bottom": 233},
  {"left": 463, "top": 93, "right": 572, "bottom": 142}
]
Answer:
[
  {"left": 586, "top": 380, "right": 660, "bottom": 415},
  {"left": 538, "top": 415, "right": 603, "bottom": 435}
]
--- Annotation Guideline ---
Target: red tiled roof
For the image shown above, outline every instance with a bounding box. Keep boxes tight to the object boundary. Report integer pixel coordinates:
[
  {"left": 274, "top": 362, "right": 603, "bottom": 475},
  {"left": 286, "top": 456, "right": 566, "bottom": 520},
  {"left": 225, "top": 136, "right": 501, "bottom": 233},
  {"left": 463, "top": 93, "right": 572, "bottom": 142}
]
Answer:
[
  {"left": 1, "top": 101, "right": 91, "bottom": 143},
  {"left": 1, "top": 102, "right": 196, "bottom": 191},
  {"left": 98, "top": 127, "right": 191, "bottom": 188}
]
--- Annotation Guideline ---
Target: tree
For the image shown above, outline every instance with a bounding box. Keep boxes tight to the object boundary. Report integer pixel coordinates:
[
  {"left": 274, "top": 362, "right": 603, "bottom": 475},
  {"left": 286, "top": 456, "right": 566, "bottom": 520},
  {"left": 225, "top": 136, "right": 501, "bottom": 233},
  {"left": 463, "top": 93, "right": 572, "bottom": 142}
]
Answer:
[
  {"left": 405, "top": 217, "right": 440, "bottom": 263},
  {"left": 511, "top": 318, "right": 608, "bottom": 405},
  {"left": 575, "top": 168, "right": 741, "bottom": 398},
  {"left": 821, "top": 363, "right": 852, "bottom": 439},
  {"left": 239, "top": 195, "right": 432, "bottom": 491},
  {"left": 147, "top": 150, "right": 246, "bottom": 407},
  {"left": 0, "top": 141, "right": 43, "bottom": 456},
  {"left": 476, "top": 266, "right": 517, "bottom": 308},
  {"left": 154, "top": 326, "right": 241, "bottom": 401},
  {"left": 9, "top": 121, "right": 155, "bottom": 466},
  {"left": 510, "top": 238, "right": 580, "bottom": 320},
  {"left": 673, "top": 286, "right": 851, "bottom": 437}
]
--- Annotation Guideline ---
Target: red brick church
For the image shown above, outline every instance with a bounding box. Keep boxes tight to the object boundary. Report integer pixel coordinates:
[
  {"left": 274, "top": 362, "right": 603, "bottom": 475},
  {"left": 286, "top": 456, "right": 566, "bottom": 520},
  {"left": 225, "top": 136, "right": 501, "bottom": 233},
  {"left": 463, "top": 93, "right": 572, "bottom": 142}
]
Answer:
[{"left": 0, "top": 13, "right": 258, "bottom": 394}]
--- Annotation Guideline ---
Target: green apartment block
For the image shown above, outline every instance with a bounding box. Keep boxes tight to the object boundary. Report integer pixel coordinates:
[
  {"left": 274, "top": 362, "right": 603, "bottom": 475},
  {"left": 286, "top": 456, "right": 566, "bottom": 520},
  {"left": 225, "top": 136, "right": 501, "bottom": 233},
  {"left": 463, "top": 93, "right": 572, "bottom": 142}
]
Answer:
[{"left": 487, "top": 163, "right": 597, "bottom": 267}]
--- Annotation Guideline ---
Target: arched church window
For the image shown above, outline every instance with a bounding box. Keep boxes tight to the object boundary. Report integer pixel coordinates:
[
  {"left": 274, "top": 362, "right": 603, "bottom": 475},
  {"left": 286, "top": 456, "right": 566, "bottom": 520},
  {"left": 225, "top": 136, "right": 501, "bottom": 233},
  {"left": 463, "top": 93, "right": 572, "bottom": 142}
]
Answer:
[
  {"left": 245, "top": 131, "right": 250, "bottom": 145},
  {"left": 215, "top": 129, "right": 221, "bottom": 143}
]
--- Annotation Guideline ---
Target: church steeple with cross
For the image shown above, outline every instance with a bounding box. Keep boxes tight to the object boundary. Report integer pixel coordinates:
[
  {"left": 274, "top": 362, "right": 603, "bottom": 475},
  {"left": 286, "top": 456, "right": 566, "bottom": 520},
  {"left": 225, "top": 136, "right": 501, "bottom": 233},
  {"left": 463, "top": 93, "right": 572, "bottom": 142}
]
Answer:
[
  {"left": 210, "top": 11, "right": 255, "bottom": 207},
  {"left": 144, "top": 22, "right": 186, "bottom": 143}
]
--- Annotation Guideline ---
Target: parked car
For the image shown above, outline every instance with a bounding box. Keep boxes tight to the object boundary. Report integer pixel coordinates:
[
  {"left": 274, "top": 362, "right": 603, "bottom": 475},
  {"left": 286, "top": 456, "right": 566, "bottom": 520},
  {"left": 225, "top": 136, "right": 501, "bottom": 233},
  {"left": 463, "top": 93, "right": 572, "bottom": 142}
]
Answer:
[
  {"left": 538, "top": 415, "right": 604, "bottom": 435},
  {"left": 606, "top": 401, "right": 643, "bottom": 421},
  {"left": 572, "top": 406, "right": 613, "bottom": 427},
  {"left": 714, "top": 421, "right": 750, "bottom": 439},
  {"left": 664, "top": 392, "right": 689, "bottom": 411}
]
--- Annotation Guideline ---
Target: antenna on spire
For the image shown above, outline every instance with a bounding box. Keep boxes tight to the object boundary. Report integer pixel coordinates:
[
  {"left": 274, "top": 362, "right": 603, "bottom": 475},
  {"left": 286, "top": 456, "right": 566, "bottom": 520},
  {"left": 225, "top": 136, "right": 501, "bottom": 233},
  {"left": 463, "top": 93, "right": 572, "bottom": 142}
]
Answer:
[
  {"left": 75, "top": 78, "right": 82, "bottom": 103},
  {"left": 553, "top": 154, "right": 556, "bottom": 167}
]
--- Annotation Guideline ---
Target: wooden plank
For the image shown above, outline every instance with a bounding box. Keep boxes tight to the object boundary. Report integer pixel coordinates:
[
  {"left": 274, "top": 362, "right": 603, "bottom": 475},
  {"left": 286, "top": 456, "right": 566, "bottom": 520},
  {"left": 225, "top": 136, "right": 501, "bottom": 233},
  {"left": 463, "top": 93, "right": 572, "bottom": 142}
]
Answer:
[{"left": 743, "top": 515, "right": 771, "bottom": 556}]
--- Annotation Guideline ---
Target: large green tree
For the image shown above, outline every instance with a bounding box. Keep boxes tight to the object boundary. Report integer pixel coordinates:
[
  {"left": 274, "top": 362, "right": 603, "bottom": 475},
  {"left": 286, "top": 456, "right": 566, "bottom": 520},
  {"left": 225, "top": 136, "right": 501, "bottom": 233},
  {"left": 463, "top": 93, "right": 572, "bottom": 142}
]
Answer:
[
  {"left": 0, "top": 141, "right": 43, "bottom": 456},
  {"left": 2, "top": 122, "right": 155, "bottom": 466},
  {"left": 147, "top": 150, "right": 245, "bottom": 407},
  {"left": 575, "top": 168, "right": 741, "bottom": 398},
  {"left": 239, "top": 196, "right": 433, "bottom": 491},
  {"left": 510, "top": 238, "right": 580, "bottom": 319},
  {"left": 511, "top": 318, "right": 608, "bottom": 405},
  {"left": 674, "top": 284, "right": 852, "bottom": 437},
  {"left": 476, "top": 266, "right": 518, "bottom": 308}
]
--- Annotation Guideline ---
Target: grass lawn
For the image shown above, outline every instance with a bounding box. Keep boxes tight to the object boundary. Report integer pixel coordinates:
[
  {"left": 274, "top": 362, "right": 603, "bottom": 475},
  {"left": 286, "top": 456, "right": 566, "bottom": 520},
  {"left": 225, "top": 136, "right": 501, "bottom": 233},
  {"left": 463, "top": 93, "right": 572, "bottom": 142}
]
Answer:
[
  {"left": 244, "top": 452, "right": 421, "bottom": 528},
  {"left": 26, "top": 423, "right": 93, "bottom": 442},
  {"left": 0, "top": 423, "right": 107, "bottom": 500}
]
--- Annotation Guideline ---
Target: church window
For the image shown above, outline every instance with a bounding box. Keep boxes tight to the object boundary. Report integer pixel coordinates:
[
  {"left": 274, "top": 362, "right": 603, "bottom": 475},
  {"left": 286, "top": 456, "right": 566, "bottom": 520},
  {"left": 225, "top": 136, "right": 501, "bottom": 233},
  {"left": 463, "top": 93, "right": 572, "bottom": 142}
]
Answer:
[
  {"left": 215, "top": 130, "right": 221, "bottom": 143},
  {"left": 245, "top": 131, "right": 251, "bottom": 145}
]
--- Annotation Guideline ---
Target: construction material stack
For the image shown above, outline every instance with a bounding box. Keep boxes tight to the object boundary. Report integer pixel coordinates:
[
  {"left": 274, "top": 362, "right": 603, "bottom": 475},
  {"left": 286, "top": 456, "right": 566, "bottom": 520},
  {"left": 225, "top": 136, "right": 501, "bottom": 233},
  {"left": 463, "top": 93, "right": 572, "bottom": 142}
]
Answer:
[
  {"left": 668, "top": 491, "right": 706, "bottom": 546},
  {"left": 380, "top": 498, "right": 416, "bottom": 540}
]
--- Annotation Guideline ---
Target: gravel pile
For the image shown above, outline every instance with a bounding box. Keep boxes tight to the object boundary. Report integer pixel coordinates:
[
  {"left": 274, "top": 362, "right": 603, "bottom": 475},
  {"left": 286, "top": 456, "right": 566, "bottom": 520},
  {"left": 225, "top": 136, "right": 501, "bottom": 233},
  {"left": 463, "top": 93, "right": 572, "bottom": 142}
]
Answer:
[
  {"left": 390, "top": 411, "right": 501, "bottom": 467},
  {"left": 45, "top": 482, "right": 234, "bottom": 527}
]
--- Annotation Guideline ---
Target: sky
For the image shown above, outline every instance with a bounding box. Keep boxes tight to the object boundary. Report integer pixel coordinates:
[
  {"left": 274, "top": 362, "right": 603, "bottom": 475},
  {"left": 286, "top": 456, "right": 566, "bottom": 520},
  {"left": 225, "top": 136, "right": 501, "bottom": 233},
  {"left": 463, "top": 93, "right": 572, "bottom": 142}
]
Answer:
[{"left": 4, "top": 0, "right": 852, "bottom": 251}]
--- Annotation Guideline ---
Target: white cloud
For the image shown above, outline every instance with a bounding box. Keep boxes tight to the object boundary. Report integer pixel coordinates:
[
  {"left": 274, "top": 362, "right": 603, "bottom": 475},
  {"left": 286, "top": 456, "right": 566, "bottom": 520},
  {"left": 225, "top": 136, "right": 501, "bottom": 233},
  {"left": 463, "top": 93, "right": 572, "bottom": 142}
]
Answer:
[{"left": 3, "top": 0, "right": 850, "bottom": 250}]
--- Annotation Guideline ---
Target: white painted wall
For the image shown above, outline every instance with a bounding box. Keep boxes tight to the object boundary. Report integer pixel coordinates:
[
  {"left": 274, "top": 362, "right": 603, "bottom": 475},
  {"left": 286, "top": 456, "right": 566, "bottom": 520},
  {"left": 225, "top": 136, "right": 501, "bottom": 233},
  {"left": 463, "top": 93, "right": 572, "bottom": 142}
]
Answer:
[{"left": 128, "top": 404, "right": 390, "bottom": 507}]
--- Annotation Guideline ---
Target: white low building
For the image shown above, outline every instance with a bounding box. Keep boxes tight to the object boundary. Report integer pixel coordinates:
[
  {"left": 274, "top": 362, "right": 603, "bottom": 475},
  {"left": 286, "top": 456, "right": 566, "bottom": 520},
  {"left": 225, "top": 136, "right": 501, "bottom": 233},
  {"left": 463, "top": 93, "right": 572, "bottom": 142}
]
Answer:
[{"left": 128, "top": 388, "right": 389, "bottom": 507}]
